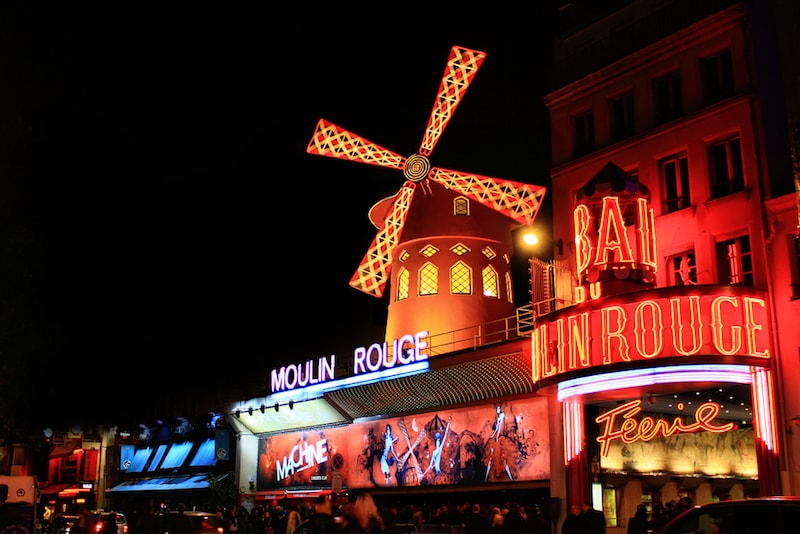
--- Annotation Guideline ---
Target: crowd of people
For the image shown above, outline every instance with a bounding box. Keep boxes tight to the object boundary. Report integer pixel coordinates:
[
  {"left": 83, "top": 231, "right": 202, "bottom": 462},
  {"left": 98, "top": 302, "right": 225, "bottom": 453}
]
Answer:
[{"left": 188, "top": 494, "right": 555, "bottom": 534}]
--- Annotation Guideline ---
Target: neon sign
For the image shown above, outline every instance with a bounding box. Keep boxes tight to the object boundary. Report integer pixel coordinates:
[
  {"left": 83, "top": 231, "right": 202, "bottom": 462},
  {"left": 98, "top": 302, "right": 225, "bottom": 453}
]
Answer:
[
  {"left": 271, "top": 330, "right": 430, "bottom": 393},
  {"left": 575, "top": 196, "right": 657, "bottom": 277},
  {"left": 595, "top": 399, "right": 735, "bottom": 456},
  {"left": 532, "top": 287, "right": 770, "bottom": 382}
]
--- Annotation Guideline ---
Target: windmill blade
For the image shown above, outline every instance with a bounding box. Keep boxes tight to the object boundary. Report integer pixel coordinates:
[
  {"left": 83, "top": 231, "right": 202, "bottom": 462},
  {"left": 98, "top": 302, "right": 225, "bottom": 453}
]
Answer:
[
  {"left": 307, "top": 118, "right": 406, "bottom": 170},
  {"left": 419, "top": 46, "right": 486, "bottom": 157},
  {"left": 430, "top": 167, "right": 547, "bottom": 226},
  {"left": 349, "top": 183, "right": 416, "bottom": 297}
]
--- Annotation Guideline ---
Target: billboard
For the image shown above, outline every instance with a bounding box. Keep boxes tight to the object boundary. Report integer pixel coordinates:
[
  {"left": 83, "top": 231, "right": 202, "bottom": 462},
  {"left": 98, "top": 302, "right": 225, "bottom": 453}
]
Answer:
[{"left": 257, "top": 397, "right": 550, "bottom": 490}]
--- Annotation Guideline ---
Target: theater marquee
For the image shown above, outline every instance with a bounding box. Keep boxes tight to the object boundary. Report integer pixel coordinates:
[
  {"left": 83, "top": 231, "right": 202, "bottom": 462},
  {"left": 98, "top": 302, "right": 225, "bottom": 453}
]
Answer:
[{"left": 531, "top": 285, "right": 771, "bottom": 383}]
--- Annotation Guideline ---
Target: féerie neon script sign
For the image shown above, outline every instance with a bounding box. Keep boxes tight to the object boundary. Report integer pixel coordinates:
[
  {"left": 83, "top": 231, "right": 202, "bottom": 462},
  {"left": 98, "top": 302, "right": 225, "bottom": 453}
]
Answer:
[
  {"left": 595, "top": 399, "right": 734, "bottom": 456},
  {"left": 271, "top": 330, "right": 430, "bottom": 393}
]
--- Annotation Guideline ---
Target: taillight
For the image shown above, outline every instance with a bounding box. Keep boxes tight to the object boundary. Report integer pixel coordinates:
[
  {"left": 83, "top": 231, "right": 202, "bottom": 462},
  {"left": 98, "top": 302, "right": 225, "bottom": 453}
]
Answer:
[
  {"left": 94, "top": 524, "right": 102, "bottom": 534},
  {"left": 216, "top": 527, "right": 224, "bottom": 534},
  {"left": 122, "top": 526, "right": 128, "bottom": 534}
]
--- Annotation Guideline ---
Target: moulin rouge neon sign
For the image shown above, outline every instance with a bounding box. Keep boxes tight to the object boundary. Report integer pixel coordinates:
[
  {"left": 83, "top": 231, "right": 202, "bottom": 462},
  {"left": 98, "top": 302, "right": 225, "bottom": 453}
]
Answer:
[
  {"left": 270, "top": 331, "right": 430, "bottom": 394},
  {"left": 595, "top": 399, "right": 735, "bottom": 456}
]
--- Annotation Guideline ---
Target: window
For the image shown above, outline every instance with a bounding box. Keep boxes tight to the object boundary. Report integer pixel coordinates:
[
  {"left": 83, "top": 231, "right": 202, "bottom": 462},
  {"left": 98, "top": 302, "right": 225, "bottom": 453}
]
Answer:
[
  {"left": 789, "top": 235, "right": 800, "bottom": 299},
  {"left": 668, "top": 251, "right": 697, "bottom": 286},
  {"left": 708, "top": 135, "right": 744, "bottom": 198},
  {"left": 396, "top": 267, "right": 409, "bottom": 301},
  {"left": 701, "top": 50, "right": 734, "bottom": 106},
  {"left": 609, "top": 92, "right": 635, "bottom": 142},
  {"left": 716, "top": 235, "right": 752, "bottom": 286},
  {"left": 450, "top": 261, "right": 472, "bottom": 295},
  {"left": 482, "top": 265, "right": 499, "bottom": 298},
  {"left": 454, "top": 196, "right": 469, "bottom": 216},
  {"left": 653, "top": 71, "right": 683, "bottom": 124},
  {"left": 419, "top": 263, "right": 438, "bottom": 296},
  {"left": 574, "top": 110, "right": 595, "bottom": 157},
  {"left": 660, "top": 153, "right": 690, "bottom": 213},
  {"left": 505, "top": 271, "right": 513, "bottom": 303}
]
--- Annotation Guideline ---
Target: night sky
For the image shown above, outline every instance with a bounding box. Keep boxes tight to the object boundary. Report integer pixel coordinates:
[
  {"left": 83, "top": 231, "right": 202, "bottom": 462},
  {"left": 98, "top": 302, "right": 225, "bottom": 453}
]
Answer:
[{"left": 1, "top": 4, "right": 557, "bottom": 429}]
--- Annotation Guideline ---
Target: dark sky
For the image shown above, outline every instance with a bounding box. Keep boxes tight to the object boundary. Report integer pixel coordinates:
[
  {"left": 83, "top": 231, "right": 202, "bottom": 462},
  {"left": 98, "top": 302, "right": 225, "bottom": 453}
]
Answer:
[{"left": 2, "top": 4, "right": 556, "bottom": 427}]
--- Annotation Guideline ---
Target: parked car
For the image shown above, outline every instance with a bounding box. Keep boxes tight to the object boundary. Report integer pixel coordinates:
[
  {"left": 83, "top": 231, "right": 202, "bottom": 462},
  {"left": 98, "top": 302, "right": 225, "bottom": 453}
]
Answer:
[
  {"left": 92, "top": 511, "right": 128, "bottom": 534},
  {"left": 47, "top": 514, "right": 80, "bottom": 534},
  {"left": 153, "top": 511, "right": 224, "bottom": 534},
  {"left": 656, "top": 496, "right": 800, "bottom": 534}
]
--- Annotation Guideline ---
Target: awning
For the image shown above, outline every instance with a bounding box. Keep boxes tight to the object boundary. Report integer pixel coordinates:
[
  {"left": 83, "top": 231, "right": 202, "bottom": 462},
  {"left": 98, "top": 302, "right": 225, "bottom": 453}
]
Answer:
[
  {"left": 40, "top": 483, "right": 74, "bottom": 495},
  {"left": 243, "top": 489, "right": 332, "bottom": 501},
  {"left": 107, "top": 474, "right": 215, "bottom": 493},
  {"left": 49, "top": 439, "right": 82, "bottom": 458}
]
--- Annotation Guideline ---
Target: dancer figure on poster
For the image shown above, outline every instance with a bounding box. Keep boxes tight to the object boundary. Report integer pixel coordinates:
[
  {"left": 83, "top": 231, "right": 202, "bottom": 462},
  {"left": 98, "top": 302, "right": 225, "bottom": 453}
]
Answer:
[
  {"left": 422, "top": 417, "right": 451, "bottom": 477},
  {"left": 489, "top": 404, "right": 506, "bottom": 441},
  {"left": 380, "top": 423, "right": 399, "bottom": 486}
]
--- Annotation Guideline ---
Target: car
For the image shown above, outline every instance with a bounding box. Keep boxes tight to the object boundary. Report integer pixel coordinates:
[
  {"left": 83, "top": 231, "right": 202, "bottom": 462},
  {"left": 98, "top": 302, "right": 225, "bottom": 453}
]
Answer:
[
  {"left": 656, "top": 496, "right": 800, "bottom": 534},
  {"left": 153, "top": 511, "right": 224, "bottom": 534},
  {"left": 92, "top": 511, "right": 128, "bottom": 534}
]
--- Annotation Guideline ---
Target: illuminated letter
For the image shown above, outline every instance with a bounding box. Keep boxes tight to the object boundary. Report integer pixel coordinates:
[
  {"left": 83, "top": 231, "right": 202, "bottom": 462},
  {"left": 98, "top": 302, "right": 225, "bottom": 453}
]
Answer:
[
  {"left": 574, "top": 285, "right": 586, "bottom": 304},
  {"left": 594, "top": 197, "right": 635, "bottom": 267},
  {"left": 567, "top": 313, "right": 591, "bottom": 371},
  {"left": 633, "top": 300, "right": 663, "bottom": 359},
  {"left": 532, "top": 324, "right": 556, "bottom": 381},
  {"left": 636, "top": 198, "right": 657, "bottom": 270},
  {"left": 414, "top": 331, "right": 430, "bottom": 361},
  {"left": 744, "top": 297, "right": 769, "bottom": 357},
  {"left": 601, "top": 305, "right": 630, "bottom": 363},
  {"left": 711, "top": 296, "right": 741, "bottom": 356},
  {"left": 669, "top": 296, "right": 703, "bottom": 356},
  {"left": 573, "top": 204, "right": 592, "bottom": 275},
  {"left": 353, "top": 347, "right": 366, "bottom": 374}
]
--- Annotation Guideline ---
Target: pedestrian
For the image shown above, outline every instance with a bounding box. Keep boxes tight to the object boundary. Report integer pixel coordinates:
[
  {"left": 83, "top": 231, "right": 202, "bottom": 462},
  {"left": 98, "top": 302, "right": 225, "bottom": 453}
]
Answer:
[
  {"left": 227, "top": 506, "right": 240, "bottom": 534},
  {"left": 502, "top": 502, "right": 527, "bottom": 533},
  {"left": 561, "top": 503, "right": 582, "bottom": 534},
  {"left": 306, "top": 494, "right": 336, "bottom": 534},
  {"left": 464, "top": 504, "right": 491, "bottom": 534},
  {"left": 527, "top": 505, "right": 550, "bottom": 534},
  {"left": 648, "top": 502, "right": 668, "bottom": 533},
  {"left": 285, "top": 504, "right": 302, "bottom": 534},
  {"left": 354, "top": 493, "right": 385, "bottom": 533},
  {"left": 74, "top": 506, "right": 95, "bottom": 534},
  {"left": 338, "top": 503, "right": 360, "bottom": 533},
  {"left": 580, "top": 501, "right": 606, "bottom": 534},
  {"left": 626, "top": 504, "right": 648, "bottom": 534},
  {"left": 100, "top": 513, "right": 118, "bottom": 534}
]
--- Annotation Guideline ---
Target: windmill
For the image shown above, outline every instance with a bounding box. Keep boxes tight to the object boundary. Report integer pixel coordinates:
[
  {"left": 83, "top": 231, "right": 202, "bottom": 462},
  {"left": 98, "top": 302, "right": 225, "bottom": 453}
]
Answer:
[{"left": 307, "top": 45, "right": 547, "bottom": 350}]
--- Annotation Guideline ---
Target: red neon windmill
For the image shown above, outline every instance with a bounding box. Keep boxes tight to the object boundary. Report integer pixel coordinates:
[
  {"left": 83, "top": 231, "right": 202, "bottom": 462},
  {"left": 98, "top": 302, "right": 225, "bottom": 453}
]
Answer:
[{"left": 308, "top": 45, "right": 547, "bottom": 347}]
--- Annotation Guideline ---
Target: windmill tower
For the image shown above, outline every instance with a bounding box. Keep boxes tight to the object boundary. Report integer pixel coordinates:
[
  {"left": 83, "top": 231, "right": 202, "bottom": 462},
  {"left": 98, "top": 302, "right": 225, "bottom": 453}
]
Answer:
[{"left": 307, "top": 46, "right": 547, "bottom": 353}]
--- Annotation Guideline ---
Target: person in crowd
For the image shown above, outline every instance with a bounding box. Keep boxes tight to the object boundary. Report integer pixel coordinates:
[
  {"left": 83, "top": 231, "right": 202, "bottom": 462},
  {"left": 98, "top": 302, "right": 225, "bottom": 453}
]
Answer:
[
  {"left": 527, "top": 504, "right": 550, "bottom": 534},
  {"left": 489, "top": 506, "right": 504, "bottom": 533},
  {"left": 561, "top": 503, "right": 582, "bottom": 534},
  {"left": 580, "top": 500, "right": 606, "bottom": 534},
  {"left": 306, "top": 494, "right": 336, "bottom": 534},
  {"left": 100, "top": 512, "right": 118, "bottom": 534},
  {"left": 226, "top": 506, "right": 240, "bottom": 534},
  {"left": 409, "top": 505, "right": 425, "bottom": 532},
  {"left": 338, "top": 503, "right": 364, "bottom": 534},
  {"left": 70, "top": 508, "right": 91, "bottom": 534},
  {"left": 284, "top": 504, "right": 302, "bottom": 534},
  {"left": 354, "top": 493, "right": 385, "bottom": 533},
  {"left": 648, "top": 501, "right": 668, "bottom": 533},
  {"left": 173, "top": 504, "right": 192, "bottom": 534},
  {"left": 464, "top": 504, "right": 491, "bottom": 534},
  {"left": 502, "top": 502, "right": 527, "bottom": 533},
  {"left": 626, "top": 504, "right": 648, "bottom": 534}
]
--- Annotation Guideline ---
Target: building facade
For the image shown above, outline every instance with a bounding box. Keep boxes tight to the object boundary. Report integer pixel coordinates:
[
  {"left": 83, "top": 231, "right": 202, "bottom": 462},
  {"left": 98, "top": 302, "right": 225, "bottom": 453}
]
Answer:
[{"left": 226, "top": 1, "right": 800, "bottom": 533}]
